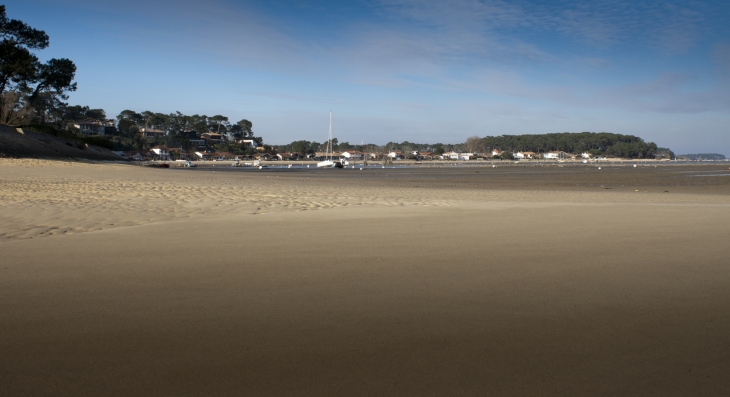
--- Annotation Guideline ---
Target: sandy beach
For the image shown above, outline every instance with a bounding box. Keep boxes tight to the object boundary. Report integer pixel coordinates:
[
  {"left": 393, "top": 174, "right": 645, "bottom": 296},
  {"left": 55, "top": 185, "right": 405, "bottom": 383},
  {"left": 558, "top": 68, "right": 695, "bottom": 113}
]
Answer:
[{"left": 1, "top": 159, "right": 729, "bottom": 396}]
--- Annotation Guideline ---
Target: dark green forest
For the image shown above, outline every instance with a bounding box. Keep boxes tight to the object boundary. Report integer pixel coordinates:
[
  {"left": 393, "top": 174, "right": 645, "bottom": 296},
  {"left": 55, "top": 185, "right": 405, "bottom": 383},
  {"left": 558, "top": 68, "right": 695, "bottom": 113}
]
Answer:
[
  {"left": 272, "top": 133, "right": 673, "bottom": 160},
  {"left": 480, "top": 132, "right": 671, "bottom": 159},
  {"left": 111, "top": 109, "right": 261, "bottom": 153}
]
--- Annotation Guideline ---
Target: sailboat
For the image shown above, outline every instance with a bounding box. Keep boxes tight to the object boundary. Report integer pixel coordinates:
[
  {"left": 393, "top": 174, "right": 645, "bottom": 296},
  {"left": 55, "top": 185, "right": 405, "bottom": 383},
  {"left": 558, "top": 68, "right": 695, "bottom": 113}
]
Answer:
[{"left": 317, "top": 112, "right": 343, "bottom": 168}]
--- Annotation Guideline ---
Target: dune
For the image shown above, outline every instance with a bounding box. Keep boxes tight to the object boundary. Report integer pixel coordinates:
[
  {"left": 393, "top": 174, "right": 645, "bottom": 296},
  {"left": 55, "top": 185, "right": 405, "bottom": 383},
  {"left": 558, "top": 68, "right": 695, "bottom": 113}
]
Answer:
[{"left": 0, "top": 125, "right": 121, "bottom": 161}]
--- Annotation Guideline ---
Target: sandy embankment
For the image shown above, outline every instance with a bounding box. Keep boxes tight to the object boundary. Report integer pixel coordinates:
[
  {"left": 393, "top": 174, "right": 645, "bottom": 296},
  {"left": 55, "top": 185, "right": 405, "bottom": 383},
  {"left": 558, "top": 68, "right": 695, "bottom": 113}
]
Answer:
[{"left": 1, "top": 159, "right": 729, "bottom": 396}]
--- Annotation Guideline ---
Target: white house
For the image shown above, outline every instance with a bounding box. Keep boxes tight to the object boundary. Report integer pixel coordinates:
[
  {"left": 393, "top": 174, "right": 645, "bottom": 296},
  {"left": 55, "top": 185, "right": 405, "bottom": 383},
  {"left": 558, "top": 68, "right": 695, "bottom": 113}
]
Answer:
[
  {"left": 444, "top": 151, "right": 474, "bottom": 160},
  {"left": 387, "top": 151, "right": 404, "bottom": 160},
  {"left": 543, "top": 151, "right": 567, "bottom": 160},
  {"left": 581, "top": 152, "right": 592, "bottom": 159},
  {"left": 150, "top": 146, "right": 172, "bottom": 160},
  {"left": 514, "top": 151, "right": 536, "bottom": 159},
  {"left": 444, "top": 151, "right": 459, "bottom": 160},
  {"left": 341, "top": 151, "right": 364, "bottom": 160},
  {"left": 240, "top": 139, "right": 258, "bottom": 148},
  {"left": 491, "top": 149, "right": 501, "bottom": 157}
]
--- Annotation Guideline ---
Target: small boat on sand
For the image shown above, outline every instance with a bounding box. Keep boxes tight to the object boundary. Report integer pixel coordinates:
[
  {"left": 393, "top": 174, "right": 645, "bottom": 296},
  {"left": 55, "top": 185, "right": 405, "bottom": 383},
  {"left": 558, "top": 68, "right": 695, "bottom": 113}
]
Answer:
[{"left": 317, "top": 112, "right": 343, "bottom": 169}]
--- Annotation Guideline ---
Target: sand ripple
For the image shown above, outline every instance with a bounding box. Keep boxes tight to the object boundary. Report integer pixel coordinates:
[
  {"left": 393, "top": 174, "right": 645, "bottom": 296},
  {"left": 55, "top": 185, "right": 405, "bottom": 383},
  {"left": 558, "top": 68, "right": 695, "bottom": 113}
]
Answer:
[
  {"left": 0, "top": 161, "right": 454, "bottom": 241},
  {"left": 1, "top": 159, "right": 727, "bottom": 241}
]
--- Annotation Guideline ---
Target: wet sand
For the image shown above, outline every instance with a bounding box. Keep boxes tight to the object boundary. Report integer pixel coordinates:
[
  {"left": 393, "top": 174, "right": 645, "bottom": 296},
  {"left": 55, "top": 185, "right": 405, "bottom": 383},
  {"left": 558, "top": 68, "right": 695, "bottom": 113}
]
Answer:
[{"left": 1, "top": 159, "right": 729, "bottom": 396}]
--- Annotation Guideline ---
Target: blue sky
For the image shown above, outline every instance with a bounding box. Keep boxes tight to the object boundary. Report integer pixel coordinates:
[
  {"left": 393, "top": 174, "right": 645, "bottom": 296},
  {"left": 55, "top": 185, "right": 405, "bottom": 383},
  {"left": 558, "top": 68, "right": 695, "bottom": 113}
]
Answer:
[{"left": 9, "top": 0, "right": 730, "bottom": 153}]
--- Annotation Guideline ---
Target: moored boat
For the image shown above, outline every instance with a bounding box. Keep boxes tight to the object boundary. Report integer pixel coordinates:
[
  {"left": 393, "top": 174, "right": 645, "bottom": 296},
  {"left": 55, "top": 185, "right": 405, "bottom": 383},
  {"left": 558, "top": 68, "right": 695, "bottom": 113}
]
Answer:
[{"left": 317, "top": 112, "right": 342, "bottom": 168}]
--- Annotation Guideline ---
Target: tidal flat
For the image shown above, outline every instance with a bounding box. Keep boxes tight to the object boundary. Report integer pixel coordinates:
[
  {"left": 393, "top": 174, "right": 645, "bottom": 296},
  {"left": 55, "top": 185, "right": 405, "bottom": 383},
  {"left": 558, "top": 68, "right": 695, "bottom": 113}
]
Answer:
[{"left": 1, "top": 159, "right": 729, "bottom": 396}]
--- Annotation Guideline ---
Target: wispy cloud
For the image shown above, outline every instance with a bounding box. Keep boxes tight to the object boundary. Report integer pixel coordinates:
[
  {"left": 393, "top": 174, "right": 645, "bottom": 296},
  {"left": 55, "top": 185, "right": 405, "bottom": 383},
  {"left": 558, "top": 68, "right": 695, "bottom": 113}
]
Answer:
[
  {"left": 714, "top": 43, "right": 730, "bottom": 77},
  {"left": 376, "top": 0, "right": 717, "bottom": 51}
]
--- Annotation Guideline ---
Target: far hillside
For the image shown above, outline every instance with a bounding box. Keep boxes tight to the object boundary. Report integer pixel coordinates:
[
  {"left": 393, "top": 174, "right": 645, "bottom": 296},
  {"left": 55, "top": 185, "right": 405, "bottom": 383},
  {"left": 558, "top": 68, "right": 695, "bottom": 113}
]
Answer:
[
  {"left": 678, "top": 153, "right": 726, "bottom": 160},
  {"left": 479, "top": 132, "right": 671, "bottom": 159}
]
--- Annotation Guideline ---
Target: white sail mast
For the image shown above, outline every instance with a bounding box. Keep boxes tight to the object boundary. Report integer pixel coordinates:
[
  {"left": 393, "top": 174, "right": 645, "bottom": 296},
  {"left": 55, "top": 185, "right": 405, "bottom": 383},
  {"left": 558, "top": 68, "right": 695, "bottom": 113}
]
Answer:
[
  {"left": 317, "top": 111, "right": 338, "bottom": 168},
  {"left": 328, "top": 111, "right": 332, "bottom": 161}
]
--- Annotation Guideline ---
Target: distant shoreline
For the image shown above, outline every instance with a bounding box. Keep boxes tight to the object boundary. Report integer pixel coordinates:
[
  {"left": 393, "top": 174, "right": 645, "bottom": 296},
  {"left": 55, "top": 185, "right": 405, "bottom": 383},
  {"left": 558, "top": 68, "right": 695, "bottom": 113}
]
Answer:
[{"left": 151, "top": 158, "right": 730, "bottom": 168}]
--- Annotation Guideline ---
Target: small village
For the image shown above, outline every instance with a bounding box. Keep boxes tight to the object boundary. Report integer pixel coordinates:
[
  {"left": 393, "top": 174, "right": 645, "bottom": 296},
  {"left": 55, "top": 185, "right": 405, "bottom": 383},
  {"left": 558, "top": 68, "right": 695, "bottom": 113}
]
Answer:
[
  {"left": 113, "top": 146, "right": 583, "bottom": 163},
  {"left": 63, "top": 119, "right": 644, "bottom": 164}
]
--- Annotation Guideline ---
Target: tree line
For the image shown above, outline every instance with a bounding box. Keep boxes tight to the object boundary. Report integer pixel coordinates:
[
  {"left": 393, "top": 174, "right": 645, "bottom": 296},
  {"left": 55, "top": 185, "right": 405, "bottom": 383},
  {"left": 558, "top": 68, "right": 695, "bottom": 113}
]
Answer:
[
  {"left": 112, "top": 109, "right": 260, "bottom": 153},
  {"left": 275, "top": 133, "right": 671, "bottom": 160},
  {"left": 473, "top": 132, "right": 669, "bottom": 159},
  {"left": 274, "top": 139, "right": 464, "bottom": 157},
  {"left": 115, "top": 110, "right": 253, "bottom": 140}
]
